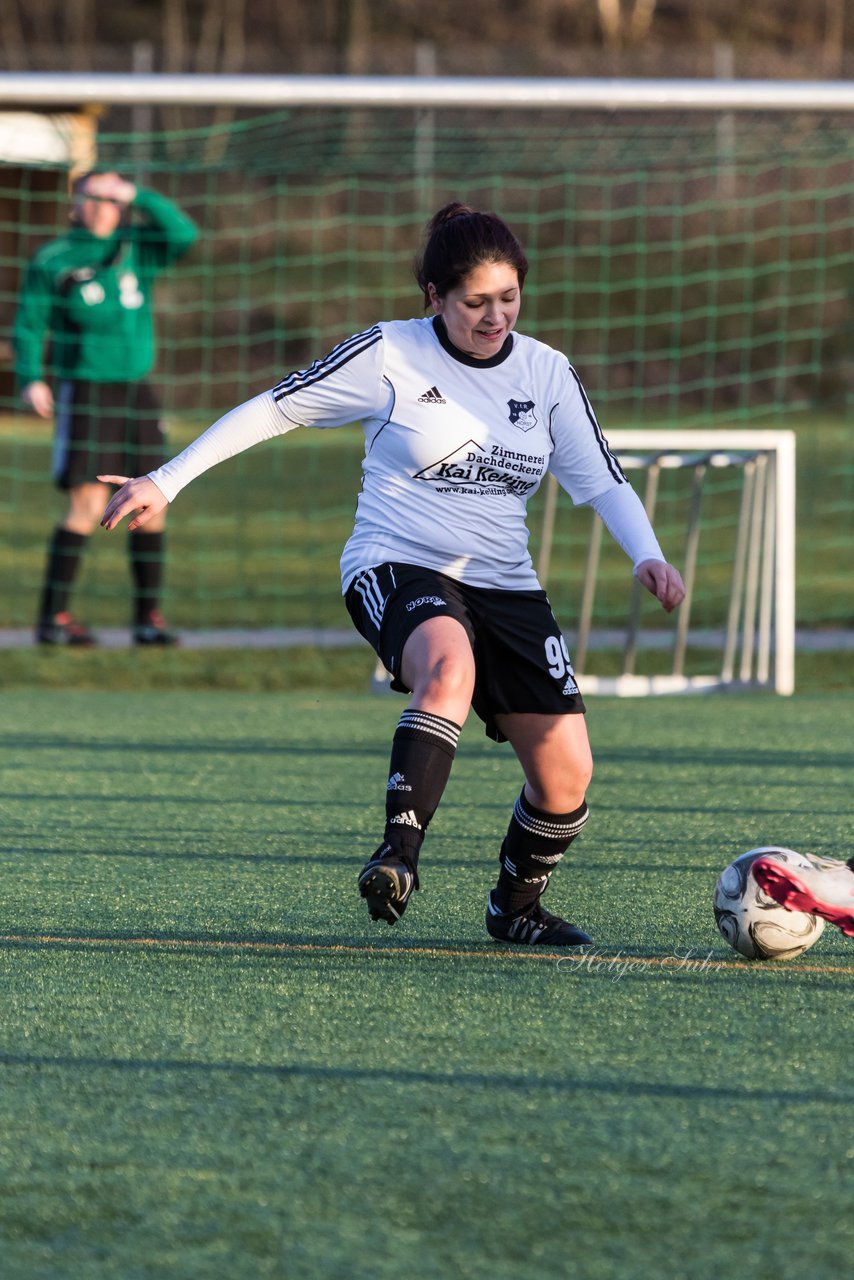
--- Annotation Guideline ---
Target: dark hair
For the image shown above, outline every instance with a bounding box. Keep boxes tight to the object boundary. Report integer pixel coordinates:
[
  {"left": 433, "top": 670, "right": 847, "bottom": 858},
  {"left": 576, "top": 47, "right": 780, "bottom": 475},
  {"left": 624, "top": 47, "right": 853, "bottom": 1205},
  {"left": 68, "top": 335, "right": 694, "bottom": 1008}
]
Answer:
[
  {"left": 68, "top": 170, "right": 129, "bottom": 227},
  {"left": 70, "top": 169, "right": 125, "bottom": 196},
  {"left": 414, "top": 202, "right": 529, "bottom": 307}
]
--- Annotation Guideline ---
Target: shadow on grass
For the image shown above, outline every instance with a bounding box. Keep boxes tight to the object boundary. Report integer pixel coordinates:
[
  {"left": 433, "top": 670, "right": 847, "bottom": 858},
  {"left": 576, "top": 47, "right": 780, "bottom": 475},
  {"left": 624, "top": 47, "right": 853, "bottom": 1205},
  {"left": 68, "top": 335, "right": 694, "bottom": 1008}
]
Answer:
[
  {"left": 598, "top": 744, "right": 854, "bottom": 770},
  {"left": 6, "top": 734, "right": 854, "bottom": 774},
  {"left": 0, "top": 1047, "right": 851, "bottom": 1106},
  {"left": 0, "top": 733, "right": 388, "bottom": 758},
  {"left": 0, "top": 841, "right": 744, "bottom": 874}
]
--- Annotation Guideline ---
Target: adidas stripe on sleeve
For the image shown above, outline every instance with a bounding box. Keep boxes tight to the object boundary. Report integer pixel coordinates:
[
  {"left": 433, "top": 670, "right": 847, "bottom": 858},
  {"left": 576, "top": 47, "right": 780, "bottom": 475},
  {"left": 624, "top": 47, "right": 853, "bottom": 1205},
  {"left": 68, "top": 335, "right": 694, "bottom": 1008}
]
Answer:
[
  {"left": 273, "top": 326, "right": 389, "bottom": 428},
  {"left": 545, "top": 359, "right": 628, "bottom": 504},
  {"left": 149, "top": 328, "right": 389, "bottom": 501}
]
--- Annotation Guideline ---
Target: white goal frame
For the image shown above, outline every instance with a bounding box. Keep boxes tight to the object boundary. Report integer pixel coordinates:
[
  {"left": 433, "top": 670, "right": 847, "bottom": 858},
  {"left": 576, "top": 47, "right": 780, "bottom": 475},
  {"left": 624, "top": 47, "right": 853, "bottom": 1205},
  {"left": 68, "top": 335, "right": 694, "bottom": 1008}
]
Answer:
[
  {"left": 536, "top": 431, "right": 796, "bottom": 696},
  {"left": 2, "top": 74, "right": 854, "bottom": 112}
]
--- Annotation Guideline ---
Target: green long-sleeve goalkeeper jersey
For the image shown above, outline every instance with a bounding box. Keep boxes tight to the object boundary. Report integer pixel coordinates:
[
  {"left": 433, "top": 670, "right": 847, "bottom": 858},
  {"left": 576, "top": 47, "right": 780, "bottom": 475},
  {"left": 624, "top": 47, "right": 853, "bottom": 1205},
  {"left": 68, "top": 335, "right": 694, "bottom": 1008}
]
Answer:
[{"left": 13, "top": 187, "right": 198, "bottom": 386}]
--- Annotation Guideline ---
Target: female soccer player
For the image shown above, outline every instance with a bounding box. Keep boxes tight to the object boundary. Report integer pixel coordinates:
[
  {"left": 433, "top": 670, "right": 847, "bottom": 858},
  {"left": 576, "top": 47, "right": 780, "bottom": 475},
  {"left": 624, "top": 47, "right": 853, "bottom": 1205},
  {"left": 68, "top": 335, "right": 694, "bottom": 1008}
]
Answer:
[{"left": 101, "top": 202, "right": 685, "bottom": 946}]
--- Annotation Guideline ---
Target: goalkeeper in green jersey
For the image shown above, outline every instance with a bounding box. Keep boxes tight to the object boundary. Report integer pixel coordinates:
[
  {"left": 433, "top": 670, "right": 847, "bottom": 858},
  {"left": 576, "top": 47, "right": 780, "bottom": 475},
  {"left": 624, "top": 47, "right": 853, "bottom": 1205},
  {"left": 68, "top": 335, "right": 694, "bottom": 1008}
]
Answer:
[{"left": 14, "top": 169, "right": 198, "bottom": 645}]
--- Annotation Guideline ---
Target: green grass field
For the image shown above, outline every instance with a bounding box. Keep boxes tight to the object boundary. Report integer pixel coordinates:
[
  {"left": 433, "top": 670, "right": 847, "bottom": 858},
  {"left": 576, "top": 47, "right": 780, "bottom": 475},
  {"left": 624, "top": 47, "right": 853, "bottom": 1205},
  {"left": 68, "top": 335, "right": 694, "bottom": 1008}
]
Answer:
[{"left": 1, "top": 690, "right": 851, "bottom": 1279}]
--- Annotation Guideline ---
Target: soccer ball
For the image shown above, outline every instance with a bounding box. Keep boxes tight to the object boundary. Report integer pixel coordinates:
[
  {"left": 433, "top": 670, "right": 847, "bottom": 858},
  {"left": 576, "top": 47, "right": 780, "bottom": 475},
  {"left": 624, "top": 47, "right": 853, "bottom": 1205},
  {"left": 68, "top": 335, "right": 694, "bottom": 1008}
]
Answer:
[{"left": 713, "top": 847, "right": 825, "bottom": 961}]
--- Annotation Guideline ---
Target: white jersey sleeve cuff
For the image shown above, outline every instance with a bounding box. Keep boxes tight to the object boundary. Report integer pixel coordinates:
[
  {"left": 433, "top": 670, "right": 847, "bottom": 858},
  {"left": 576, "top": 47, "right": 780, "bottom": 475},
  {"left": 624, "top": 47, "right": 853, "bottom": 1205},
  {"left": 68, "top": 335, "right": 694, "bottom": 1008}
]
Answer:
[
  {"left": 147, "top": 390, "right": 292, "bottom": 502},
  {"left": 588, "top": 484, "right": 665, "bottom": 571}
]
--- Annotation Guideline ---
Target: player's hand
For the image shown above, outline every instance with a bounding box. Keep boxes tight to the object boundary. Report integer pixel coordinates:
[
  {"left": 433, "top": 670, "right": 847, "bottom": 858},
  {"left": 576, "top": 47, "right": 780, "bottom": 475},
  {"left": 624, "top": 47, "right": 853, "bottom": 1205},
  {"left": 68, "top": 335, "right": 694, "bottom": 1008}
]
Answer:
[
  {"left": 21, "top": 380, "right": 54, "bottom": 418},
  {"left": 84, "top": 171, "right": 137, "bottom": 207},
  {"left": 99, "top": 475, "right": 168, "bottom": 531},
  {"left": 635, "top": 559, "right": 686, "bottom": 613}
]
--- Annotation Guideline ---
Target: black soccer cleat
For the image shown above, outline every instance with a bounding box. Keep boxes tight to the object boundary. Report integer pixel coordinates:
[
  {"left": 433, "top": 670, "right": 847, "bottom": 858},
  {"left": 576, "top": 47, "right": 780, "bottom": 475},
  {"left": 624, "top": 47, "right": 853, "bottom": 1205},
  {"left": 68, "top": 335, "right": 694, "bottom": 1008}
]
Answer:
[
  {"left": 133, "top": 610, "right": 179, "bottom": 646},
  {"left": 358, "top": 846, "right": 419, "bottom": 925},
  {"left": 485, "top": 892, "right": 592, "bottom": 947},
  {"left": 35, "top": 611, "right": 96, "bottom": 647}
]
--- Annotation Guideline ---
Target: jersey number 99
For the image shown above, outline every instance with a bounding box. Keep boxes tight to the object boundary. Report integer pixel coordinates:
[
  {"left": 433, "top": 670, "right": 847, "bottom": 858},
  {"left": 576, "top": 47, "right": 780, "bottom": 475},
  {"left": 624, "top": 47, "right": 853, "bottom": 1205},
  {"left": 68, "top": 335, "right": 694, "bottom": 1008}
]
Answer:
[{"left": 544, "top": 634, "right": 572, "bottom": 680}]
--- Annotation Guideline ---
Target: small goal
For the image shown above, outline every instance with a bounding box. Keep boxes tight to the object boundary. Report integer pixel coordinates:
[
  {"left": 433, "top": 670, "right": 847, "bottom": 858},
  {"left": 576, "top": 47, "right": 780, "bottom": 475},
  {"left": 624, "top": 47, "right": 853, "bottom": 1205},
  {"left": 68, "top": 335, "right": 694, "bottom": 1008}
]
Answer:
[{"left": 537, "top": 430, "right": 796, "bottom": 696}]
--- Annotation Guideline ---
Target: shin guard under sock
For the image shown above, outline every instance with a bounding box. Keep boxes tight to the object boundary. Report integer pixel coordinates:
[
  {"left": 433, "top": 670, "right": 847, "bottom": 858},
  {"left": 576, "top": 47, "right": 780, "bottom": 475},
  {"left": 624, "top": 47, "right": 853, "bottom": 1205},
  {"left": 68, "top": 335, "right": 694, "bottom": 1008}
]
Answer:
[
  {"left": 493, "top": 789, "right": 589, "bottom": 915},
  {"left": 129, "top": 531, "right": 165, "bottom": 625},
  {"left": 38, "top": 527, "right": 88, "bottom": 622},
  {"left": 383, "top": 709, "right": 461, "bottom": 863}
]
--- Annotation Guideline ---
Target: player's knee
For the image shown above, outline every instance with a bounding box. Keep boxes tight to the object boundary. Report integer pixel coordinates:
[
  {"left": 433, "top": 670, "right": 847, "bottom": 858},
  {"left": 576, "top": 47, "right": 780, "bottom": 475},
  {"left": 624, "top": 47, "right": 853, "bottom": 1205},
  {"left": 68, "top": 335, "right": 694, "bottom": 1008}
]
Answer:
[
  {"left": 529, "top": 783, "right": 589, "bottom": 814},
  {"left": 66, "top": 483, "right": 110, "bottom": 533},
  {"left": 577, "top": 750, "right": 594, "bottom": 795},
  {"left": 63, "top": 509, "right": 100, "bottom": 536},
  {"left": 528, "top": 757, "right": 592, "bottom": 813},
  {"left": 411, "top": 649, "right": 475, "bottom": 707},
  {"left": 571, "top": 737, "right": 594, "bottom": 796}
]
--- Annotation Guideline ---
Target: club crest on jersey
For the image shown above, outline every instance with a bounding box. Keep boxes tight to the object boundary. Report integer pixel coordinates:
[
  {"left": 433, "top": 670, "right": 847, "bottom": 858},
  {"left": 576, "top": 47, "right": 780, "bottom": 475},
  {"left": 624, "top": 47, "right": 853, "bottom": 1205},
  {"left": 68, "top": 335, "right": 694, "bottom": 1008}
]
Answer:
[{"left": 508, "top": 399, "right": 537, "bottom": 432}]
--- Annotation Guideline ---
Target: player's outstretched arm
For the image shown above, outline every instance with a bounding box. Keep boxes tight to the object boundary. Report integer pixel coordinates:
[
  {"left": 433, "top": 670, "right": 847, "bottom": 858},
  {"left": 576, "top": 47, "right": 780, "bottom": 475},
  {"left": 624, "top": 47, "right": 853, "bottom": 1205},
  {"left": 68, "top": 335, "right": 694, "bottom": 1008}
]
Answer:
[
  {"left": 635, "top": 558, "right": 686, "bottom": 613},
  {"left": 99, "top": 475, "right": 169, "bottom": 532}
]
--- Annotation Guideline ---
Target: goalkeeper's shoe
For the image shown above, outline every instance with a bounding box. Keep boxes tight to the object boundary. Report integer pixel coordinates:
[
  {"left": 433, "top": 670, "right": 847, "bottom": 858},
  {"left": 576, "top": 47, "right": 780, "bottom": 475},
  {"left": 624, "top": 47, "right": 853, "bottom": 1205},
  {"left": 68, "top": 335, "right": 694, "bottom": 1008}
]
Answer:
[
  {"left": 358, "top": 846, "right": 419, "bottom": 925},
  {"left": 133, "top": 610, "right": 179, "bottom": 646},
  {"left": 752, "top": 853, "right": 854, "bottom": 938},
  {"left": 35, "top": 611, "right": 96, "bottom": 647},
  {"left": 485, "top": 892, "right": 592, "bottom": 947}
]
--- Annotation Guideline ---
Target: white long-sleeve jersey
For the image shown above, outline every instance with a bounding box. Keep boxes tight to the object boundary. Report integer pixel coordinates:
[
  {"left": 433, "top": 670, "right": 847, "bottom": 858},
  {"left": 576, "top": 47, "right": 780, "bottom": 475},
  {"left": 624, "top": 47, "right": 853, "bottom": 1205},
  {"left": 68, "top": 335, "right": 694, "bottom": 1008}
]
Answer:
[{"left": 151, "top": 316, "right": 664, "bottom": 593}]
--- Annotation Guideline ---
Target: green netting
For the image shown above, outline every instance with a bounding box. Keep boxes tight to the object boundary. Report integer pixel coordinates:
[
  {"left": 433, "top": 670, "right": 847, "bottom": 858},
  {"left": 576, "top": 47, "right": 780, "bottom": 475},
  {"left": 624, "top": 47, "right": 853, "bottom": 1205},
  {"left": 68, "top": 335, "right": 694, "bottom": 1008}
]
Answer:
[{"left": 1, "top": 105, "right": 852, "bottom": 655}]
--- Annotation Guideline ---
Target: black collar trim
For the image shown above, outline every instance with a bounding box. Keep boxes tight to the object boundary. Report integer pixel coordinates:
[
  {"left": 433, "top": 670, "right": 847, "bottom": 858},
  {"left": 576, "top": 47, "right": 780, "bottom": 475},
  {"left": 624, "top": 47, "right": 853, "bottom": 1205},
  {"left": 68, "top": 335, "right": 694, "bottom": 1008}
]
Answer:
[{"left": 432, "top": 315, "right": 514, "bottom": 367}]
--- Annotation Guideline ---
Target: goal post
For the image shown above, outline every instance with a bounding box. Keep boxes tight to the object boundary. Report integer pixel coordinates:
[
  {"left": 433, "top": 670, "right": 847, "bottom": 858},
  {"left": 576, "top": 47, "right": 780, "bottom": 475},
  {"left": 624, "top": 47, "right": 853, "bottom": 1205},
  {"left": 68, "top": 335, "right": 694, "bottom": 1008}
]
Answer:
[{"left": 536, "top": 431, "right": 796, "bottom": 696}]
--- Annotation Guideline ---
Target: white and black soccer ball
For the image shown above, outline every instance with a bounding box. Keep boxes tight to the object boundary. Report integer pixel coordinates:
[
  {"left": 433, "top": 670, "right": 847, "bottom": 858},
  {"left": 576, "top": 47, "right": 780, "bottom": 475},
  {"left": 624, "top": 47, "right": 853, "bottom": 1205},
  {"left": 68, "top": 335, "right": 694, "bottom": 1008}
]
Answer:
[{"left": 713, "top": 846, "right": 825, "bottom": 961}]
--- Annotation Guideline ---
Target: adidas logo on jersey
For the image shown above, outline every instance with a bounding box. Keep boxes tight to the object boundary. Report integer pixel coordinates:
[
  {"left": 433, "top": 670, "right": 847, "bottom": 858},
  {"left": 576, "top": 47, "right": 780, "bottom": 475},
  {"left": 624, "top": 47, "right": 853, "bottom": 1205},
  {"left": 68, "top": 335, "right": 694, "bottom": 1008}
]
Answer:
[
  {"left": 562, "top": 675, "right": 579, "bottom": 696},
  {"left": 418, "top": 385, "right": 446, "bottom": 404}
]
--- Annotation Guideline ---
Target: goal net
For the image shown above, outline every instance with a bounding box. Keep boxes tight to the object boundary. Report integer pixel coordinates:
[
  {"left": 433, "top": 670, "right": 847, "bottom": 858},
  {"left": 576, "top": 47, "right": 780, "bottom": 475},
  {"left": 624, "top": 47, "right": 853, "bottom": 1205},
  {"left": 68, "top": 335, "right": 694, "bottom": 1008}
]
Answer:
[{"left": 0, "top": 77, "right": 851, "bottom": 688}]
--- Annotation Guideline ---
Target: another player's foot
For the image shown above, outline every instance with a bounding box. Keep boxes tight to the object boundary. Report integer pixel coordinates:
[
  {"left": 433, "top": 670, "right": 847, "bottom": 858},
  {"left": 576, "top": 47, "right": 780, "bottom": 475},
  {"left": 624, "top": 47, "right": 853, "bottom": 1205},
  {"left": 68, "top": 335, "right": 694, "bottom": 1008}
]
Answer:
[
  {"left": 485, "top": 892, "right": 592, "bottom": 947},
  {"left": 753, "top": 854, "right": 854, "bottom": 938},
  {"left": 133, "top": 610, "right": 179, "bottom": 646},
  {"left": 35, "top": 611, "right": 96, "bottom": 647},
  {"left": 358, "top": 846, "right": 419, "bottom": 925}
]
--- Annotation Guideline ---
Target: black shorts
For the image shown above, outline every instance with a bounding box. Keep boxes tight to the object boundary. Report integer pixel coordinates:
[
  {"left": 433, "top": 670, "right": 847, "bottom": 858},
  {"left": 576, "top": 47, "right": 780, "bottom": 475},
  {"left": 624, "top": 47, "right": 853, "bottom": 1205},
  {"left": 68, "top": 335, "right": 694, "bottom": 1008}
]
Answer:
[
  {"left": 52, "top": 379, "right": 167, "bottom": 490},
  {"left": 345, "top": 562, "right": 586, "bottom": 742}
]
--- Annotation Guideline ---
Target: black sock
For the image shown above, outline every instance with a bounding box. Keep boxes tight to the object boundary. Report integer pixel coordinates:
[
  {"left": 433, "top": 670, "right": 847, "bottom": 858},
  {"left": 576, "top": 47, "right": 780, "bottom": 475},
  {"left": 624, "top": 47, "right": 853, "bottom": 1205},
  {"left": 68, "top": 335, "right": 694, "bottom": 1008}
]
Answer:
[
  {"left": 382, "top": 709, "right": 461, "bottom": 864},
  {"left": 129, "top": 531, "right": 165, "bottom": 625},
  {"left": 493, "top": 790, "right": 589, "bottom": 915},
  {"left": 38, "top": 527, "right": 88, "bottom": 622}
]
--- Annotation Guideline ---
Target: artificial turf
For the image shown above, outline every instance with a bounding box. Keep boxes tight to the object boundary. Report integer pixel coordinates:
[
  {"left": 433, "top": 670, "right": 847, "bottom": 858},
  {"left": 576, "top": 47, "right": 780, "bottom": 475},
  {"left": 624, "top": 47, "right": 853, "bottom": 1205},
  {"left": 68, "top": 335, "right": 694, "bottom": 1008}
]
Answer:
[{"left": 0, "top": 691, "right": 851, "bottom": 1279}]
